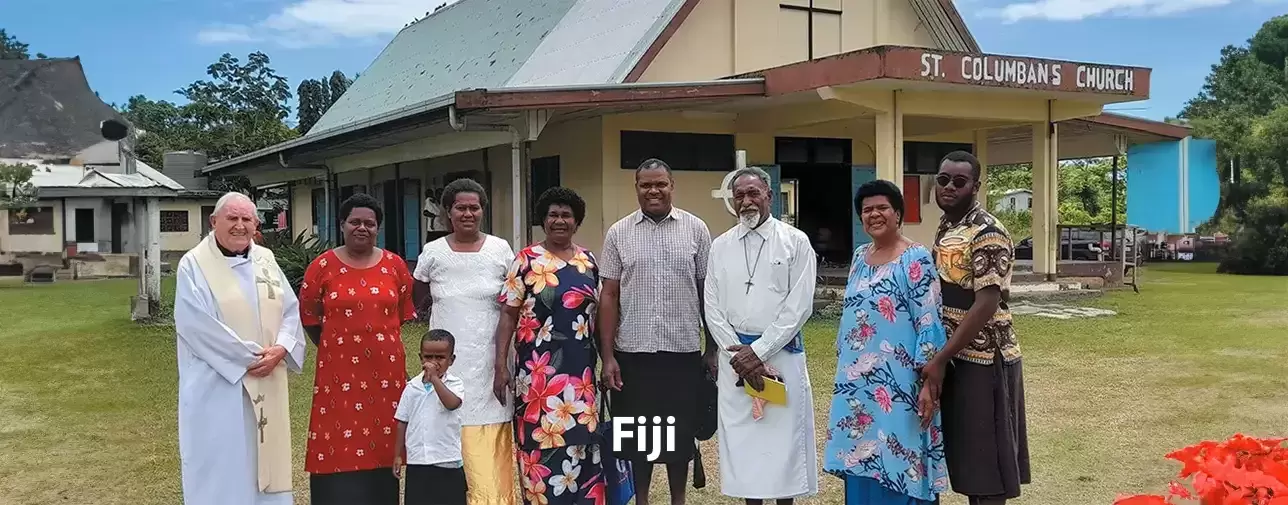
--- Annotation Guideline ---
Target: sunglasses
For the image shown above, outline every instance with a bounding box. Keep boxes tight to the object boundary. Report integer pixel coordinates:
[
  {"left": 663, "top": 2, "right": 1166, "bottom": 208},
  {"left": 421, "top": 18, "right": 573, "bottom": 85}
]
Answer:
[{"left": 935, "top": 174, "right": 972, "bottom": 189}]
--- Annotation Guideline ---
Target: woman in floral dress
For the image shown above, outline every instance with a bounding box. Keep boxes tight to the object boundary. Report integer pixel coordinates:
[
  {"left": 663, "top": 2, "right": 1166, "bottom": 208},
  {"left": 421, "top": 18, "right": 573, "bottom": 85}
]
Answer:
[
  {"left": 300, "top": 194, "right": 417, "bottom": 505},
  {"left": 824, "top": 180, "right": 949, "bottom": 505},
  {"left": 492, "top": 187, "right": 605, "bottom": 505}
]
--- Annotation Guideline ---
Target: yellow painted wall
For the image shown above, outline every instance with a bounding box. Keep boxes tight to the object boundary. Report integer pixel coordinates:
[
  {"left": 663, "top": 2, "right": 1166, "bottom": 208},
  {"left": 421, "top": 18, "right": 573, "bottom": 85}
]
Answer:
[
  {"left": 291, "top": 181, "right": 318, "bottom": 237},
  {"left": 589, "top": 111, "right": 964, "bottom": 253},
  {"left": 638, "top": 0, "right": 949, "bottom": 82},
  {"left": 160, "top": 199, "right": 216, "bottom": 252},
  {"left": 876, "top": 0, "right": 940, "bottom": 48},
  {"left": 0, "top": 204, "right": 63, "bottom": 253},
  {"left": 530, "top": 117, "right": 604, "bottom": 251},
  {"left": 596, "top": 112, "right": 888, "bottom": 248}
]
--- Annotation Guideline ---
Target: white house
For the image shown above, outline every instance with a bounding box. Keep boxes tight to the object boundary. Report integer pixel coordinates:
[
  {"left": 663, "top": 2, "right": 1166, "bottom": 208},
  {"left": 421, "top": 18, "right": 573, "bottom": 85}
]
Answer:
[
  {"left": 995, "top": 188, "right": 1033, "bottom": 212},
  {"left": 0, "top": 58, "right": 221, "bottom": 278}
]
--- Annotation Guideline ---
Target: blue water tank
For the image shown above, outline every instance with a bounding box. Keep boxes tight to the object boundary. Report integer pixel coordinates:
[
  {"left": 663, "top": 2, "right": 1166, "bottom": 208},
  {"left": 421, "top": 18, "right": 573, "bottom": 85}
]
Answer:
[{"left": 1125, "top": 137, "right": 1219, "bottom": 234}]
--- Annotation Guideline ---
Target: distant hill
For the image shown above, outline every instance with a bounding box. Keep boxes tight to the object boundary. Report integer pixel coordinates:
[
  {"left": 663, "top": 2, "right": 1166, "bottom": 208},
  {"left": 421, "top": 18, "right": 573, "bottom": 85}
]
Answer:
[{"left": 0, "top": 57, "right": 128, "bottom": 160}]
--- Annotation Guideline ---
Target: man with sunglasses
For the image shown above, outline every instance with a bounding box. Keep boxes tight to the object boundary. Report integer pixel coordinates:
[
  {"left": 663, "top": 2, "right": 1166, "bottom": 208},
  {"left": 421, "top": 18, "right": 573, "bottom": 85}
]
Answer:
[{"left": 924, "top": 150, "right": 1030, "bottom": 505}]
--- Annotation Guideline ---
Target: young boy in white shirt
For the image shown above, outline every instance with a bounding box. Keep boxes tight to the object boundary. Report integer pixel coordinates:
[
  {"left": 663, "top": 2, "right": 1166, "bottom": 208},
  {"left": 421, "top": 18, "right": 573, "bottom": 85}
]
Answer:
[{"left": 394, "top": 329, "right": 467, "bottom": 505}]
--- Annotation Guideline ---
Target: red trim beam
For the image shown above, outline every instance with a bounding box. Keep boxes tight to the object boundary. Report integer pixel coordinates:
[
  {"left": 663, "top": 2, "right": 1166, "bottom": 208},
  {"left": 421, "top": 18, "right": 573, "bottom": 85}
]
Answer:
[{"left": 758, "top": 46, "right": 1150, "bottom": 99}]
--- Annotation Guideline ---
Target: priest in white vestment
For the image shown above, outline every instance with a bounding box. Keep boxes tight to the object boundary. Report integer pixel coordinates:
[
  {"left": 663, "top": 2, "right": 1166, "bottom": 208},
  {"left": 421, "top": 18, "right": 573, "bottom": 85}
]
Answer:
[
  {"left": 174, "top": 192, "right": 306, "bottom": 505},
  {"left": 704, "top": 167, "right": 819, "bottom": 504}
]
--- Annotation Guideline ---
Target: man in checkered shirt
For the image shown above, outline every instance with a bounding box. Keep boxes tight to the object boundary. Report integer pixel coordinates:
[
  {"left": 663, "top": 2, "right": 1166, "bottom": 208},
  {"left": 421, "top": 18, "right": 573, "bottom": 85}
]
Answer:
[{"left": 598, "top": 158, "right": 714, "bottom": 505}]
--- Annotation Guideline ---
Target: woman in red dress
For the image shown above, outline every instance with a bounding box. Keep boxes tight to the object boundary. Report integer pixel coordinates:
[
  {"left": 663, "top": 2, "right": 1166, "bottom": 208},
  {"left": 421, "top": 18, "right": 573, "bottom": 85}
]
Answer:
[{"left": 299, "top": 193, "right": 417, "bottom": 505}]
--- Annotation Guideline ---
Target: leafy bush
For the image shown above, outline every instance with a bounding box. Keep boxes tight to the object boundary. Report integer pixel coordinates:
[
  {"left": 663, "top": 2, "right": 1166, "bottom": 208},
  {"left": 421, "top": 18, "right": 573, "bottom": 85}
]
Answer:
[
  {"left": 992, "top": 209, "right": 1033, "bottom": 241},
  {"left": 265, "top": 231, "right": 330, "bottom": 292},
  {"left": 1217, "top": 190, "right": 1288, "bottom": 276}
]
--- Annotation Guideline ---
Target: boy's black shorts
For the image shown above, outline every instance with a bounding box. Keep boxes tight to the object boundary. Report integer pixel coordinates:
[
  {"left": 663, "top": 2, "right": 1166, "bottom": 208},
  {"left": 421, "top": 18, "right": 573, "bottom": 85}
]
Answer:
[{"left": 405, "top": 464, "right": 467, "bottom": 505}]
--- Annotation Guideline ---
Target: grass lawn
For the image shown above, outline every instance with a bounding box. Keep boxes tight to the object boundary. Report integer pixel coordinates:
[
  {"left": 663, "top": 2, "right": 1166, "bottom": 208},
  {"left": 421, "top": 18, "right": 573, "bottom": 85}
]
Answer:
[{"left": 0, "top": 263, "right": 1284, "bottom": 504}]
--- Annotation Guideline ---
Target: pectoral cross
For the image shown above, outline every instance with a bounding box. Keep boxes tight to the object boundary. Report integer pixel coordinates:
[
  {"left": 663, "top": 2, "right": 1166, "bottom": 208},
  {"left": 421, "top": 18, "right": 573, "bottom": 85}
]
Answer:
[
  {"left": 257, "top": 408, "right": 268, "bottom": 443},
  {"left": 256, "top": 268, "right": 281, "bottom": 300},
  {"left": 744, "top": 280, "right": 754, "bottom": 294}
]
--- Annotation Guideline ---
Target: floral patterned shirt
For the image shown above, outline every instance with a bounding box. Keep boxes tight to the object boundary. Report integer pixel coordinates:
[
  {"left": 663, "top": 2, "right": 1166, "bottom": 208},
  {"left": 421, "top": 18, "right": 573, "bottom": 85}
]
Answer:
[
  {"left": 498, "top": 244, "right": 601, "bottom": 451},
  {"left": 934, "top": 202, "right": 1020, "bottom": 365},
  {"left": 824, "top": 244, "right": 949, "bottom": 501}
]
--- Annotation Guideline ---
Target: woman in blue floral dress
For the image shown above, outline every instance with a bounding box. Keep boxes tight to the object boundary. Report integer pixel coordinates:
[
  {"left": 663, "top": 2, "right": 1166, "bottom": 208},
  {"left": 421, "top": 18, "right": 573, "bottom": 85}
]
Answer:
[
  {"left": 824, "top": 180, "right": 949, "bottom": 505},
  {"left": 492, "top": 187, "right": 606, "bottom": 505}
]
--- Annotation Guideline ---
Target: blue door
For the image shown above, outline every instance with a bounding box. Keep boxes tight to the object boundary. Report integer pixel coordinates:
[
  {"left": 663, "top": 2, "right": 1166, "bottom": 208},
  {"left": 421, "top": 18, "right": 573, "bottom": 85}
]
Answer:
[
  {"left": 402, "top": 179, "right": 422, "bottom": 259},
  {"left": 373, "top": 183, "right": 388, "bottom": 249},
  {"left": 851, "top": 165, "right": 876, "bottom": 250}
]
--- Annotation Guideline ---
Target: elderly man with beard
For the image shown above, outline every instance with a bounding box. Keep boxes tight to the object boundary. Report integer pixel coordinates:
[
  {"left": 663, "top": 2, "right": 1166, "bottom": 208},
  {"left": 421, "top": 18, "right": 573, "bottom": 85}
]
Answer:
[
  {"left": 173, "top": 192, "right": 306, "bottom": 505},
  {"left": 703, "top": 167, "right": 818, "bottom": 505}
]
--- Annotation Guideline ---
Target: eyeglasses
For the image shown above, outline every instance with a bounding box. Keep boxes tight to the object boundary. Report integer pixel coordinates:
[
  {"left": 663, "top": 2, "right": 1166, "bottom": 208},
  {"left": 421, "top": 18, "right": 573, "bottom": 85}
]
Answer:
[{"left": 935, "top": 174, "right": 972, "bottom": 189}]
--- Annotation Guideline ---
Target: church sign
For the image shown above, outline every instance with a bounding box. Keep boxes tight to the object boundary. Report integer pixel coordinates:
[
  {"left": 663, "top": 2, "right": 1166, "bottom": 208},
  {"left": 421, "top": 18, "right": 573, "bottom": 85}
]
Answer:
[{"left": 884, "top": 49, "right": 1147, "bottom": 96}]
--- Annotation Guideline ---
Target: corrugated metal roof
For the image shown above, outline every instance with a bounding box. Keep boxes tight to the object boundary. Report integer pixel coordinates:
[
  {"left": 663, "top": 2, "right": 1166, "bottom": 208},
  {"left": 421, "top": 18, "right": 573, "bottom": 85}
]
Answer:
[
  {"left": 82, "top": 172, "right": 161, "bottom": 189},
  {"left": 132, "top": 160, "right": 184, "bottom": 190},
  {"left": 1, "top": 158, "right": 182, "bottom": 190},
  {"left": 6, "top": 160, "right": 87, "bottom": 187},
  {"left": 505, "top": 0, "right": 681, "bottom": 87},
  {"left": 307, "top": 0, "right": 579, "bottom": 135}
]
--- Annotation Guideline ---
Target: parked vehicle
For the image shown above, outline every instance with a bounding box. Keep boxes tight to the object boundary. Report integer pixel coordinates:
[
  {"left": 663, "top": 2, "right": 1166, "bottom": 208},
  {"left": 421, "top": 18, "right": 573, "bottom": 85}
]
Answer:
[{"left": 1014, "top": 232, "right": 1111, "bottom": 261}]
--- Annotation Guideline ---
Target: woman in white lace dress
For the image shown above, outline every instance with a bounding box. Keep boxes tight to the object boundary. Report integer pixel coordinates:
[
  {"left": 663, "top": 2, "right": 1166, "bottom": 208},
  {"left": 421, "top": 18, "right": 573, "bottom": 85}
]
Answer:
[{"left": 411, "top": 178, "right": 517, "bottom": 505}]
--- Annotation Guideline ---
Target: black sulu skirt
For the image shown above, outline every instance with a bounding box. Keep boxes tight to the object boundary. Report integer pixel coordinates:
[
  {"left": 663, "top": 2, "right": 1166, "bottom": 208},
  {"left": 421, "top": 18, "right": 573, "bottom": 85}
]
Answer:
[
  {"left": 941, "top": 351, "right": 1031, "bottom": 500},
  {"left": 610, "top": 350, "right": 702, "bottom": 464},
  {"left": 309, "top": 468, "right": 399, "bottom": 505}
]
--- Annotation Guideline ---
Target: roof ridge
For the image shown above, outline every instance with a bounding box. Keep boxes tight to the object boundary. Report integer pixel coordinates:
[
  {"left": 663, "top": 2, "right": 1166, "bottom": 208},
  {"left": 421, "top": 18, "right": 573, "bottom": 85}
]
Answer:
[{"left": 397, "top": 0, "right": 474, "bottom": 35}]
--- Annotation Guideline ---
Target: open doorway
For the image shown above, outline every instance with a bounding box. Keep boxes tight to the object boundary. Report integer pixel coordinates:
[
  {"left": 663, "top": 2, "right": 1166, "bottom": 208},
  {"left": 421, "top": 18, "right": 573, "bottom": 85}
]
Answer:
[{"left": 775, "top": 137, "right": 852, "bottom": 267}]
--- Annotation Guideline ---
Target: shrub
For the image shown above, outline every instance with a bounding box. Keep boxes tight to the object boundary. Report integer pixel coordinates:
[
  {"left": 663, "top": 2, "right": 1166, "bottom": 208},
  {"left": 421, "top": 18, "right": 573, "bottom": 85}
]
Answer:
[
  {"left": 265, "top": 231, "right": 330, "bottom": 292},
  {"left": 1217, "top": 191, "right": 1288, "bottom": 276},
  {"left": 1113, "top": 434, "right": 1288, "bottom": 504},
  {"left": 992, "top": 209, "right": 1032, "bottom": 241}
]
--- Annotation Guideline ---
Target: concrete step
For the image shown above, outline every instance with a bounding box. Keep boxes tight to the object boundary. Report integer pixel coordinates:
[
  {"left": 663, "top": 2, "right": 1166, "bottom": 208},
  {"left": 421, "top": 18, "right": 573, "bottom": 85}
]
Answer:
[{"left": 1010, "top": 280, "right": 1102, "bottom": 301}]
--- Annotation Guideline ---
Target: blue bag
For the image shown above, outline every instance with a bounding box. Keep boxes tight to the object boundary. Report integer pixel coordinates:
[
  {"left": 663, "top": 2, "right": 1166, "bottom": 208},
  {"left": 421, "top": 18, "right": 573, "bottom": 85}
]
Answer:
[{"left": 596, "top": 391, "right": 635, "bottom": 505}]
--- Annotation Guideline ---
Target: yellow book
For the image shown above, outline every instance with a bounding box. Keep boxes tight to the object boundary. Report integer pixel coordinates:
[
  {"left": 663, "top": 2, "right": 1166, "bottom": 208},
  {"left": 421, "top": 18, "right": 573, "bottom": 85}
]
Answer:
[{"left": 744, "top": 376, "right": 787, "bottom": 405}]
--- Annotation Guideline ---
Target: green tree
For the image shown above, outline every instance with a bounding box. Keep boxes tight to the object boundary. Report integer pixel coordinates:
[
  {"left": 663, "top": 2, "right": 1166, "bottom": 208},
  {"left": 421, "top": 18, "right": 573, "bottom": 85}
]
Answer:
[
  {"left": 295, "top": 70, "right": 353, "bottom": 134},
  {"left": 1180, "top": 15, "right": 1288, "bottom": 275},
  {"left": 1, "top": 29, "right": 29, "bottom": 60},
  {"left": 118, "top": 52, "right": 300, "bottom": 196},
  {"left": 328, "top": 70, "right": 352, "bottom": 101},
  {"left": 0, "top": 162, "right": 36, "bottom": 208},
  {"left": 984, "top": 158, "right": 1125, "bottom": 236},
  {"left": 295, "top": 79, "right": 330, "bottom": 134}
]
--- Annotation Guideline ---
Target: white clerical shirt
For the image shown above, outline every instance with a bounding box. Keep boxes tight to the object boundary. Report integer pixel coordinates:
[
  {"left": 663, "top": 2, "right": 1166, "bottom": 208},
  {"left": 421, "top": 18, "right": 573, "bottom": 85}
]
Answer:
[{"left": 704, "top": 217, "right": 817, "bottom": 361}]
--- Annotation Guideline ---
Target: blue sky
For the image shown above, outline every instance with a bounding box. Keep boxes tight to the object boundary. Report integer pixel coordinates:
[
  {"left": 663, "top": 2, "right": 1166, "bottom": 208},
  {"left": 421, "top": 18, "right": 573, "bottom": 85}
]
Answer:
[{"left": 6, "top": 0, "right": 1285, "bottom": 121}]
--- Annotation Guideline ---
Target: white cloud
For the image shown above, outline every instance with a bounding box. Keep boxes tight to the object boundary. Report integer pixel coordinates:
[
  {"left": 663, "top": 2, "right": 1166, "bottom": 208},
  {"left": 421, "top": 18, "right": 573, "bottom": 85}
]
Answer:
[
  {"left": 197, "top": 24, "right": 261, "bottom": 44},
  {"left": 981, "top": 0, "right": 1238, "bottom": 23},
  {"left": 197, "top": 0, "right": 461, "bottom": 47}
]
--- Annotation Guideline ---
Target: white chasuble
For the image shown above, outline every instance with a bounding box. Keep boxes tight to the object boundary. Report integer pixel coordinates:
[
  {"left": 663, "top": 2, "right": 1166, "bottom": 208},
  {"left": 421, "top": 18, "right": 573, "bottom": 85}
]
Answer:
[
  {"left": 175, "top": 235, "right": 305, "bottom": 505},
  {"left": 703, "top": 217, "right": 819, "bottom": 500}
]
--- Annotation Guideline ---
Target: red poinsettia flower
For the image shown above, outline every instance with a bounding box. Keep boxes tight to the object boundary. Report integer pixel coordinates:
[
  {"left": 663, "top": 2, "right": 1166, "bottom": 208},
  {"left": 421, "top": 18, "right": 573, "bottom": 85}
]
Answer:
[
  {"left": 1167, "top": 481, "right": 1193, "bottom": 499},
  {"left": 1122, "top": 434, "right": 1288, "bottom": 505}
]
